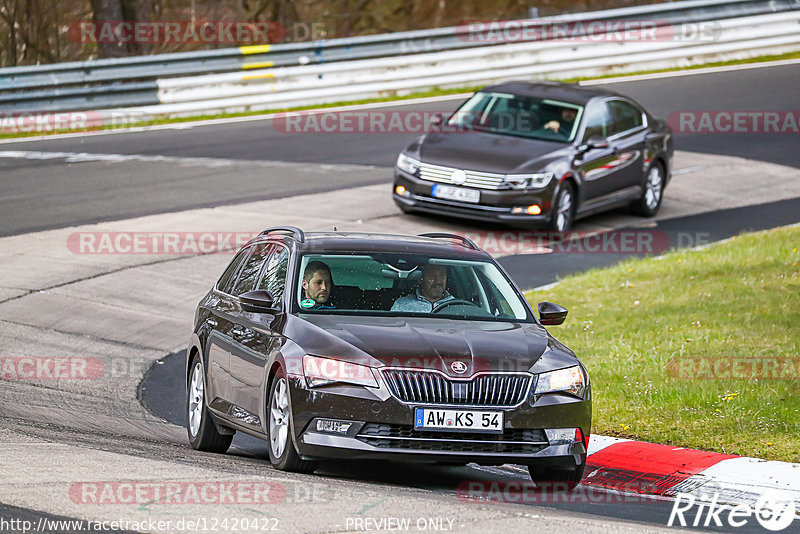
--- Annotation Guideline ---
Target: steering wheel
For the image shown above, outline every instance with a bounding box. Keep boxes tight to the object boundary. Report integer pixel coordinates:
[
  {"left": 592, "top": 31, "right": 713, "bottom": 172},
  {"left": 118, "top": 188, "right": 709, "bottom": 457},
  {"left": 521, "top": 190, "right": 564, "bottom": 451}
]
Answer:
[{"left": 431, "top": 299, "right": 482, "bottom": 313}]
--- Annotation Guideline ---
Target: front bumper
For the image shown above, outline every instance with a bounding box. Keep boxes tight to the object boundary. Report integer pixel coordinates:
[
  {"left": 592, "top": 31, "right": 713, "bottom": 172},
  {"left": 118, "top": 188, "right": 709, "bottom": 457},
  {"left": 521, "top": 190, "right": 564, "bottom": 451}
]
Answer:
[
  {"left": 393, "top": 169, "right": 556, "bottom": 226},
  {"left": 288, "top": 375, "right": 591, "bottom": 469}
]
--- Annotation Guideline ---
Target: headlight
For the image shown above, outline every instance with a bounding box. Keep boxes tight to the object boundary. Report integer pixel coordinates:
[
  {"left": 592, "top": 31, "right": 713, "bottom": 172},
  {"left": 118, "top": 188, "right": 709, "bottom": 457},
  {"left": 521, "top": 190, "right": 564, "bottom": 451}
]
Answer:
[
  {"left": 302, "top": 355, "right": 378, "bottom": 388},
  {"left": 396, "top": 153, "right": 421, "bottom": 175},
  {"left": 505, "top": 172, "right": 554, "bottom": 190},
  {"left": 534, "top": 366, "right": 586, "bottom": 397}
]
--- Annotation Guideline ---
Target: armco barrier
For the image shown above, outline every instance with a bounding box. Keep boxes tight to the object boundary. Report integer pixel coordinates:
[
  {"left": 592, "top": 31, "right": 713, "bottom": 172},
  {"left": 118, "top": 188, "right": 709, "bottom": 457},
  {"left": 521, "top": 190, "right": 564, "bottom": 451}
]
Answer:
[{"left": 0, "top": 0, "right": 799, "bottom": 116}]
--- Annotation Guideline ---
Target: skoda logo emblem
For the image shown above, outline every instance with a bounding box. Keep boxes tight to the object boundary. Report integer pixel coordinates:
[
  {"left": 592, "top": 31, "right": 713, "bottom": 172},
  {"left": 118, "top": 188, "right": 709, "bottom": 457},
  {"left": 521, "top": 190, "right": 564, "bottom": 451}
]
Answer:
[
  {"left": 451, "top": 169, "right": 467, "bottom": 185},
  {"left": 451, "top": 361, "right": 468, "bottom": 374}
]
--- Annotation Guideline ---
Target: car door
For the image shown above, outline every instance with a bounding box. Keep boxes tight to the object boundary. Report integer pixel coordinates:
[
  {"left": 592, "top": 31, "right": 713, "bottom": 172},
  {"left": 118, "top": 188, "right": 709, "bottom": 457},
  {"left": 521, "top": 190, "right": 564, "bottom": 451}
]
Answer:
[
  {"left": 204, "top": 247, "right": 251, "bottom": 410},
  {"left": 228, "top": 243, "right": 289, "bottom": 423},
  {"left": 606, "top": 99, "right": 648, "bottom": 192},
  {"left": 576, "top": 101, "right": 626, "bottom": 202}
]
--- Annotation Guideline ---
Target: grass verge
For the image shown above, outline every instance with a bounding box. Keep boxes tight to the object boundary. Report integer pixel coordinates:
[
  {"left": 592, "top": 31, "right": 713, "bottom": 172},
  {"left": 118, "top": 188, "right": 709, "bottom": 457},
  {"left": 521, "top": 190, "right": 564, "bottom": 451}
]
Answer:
[
  {"left": 2, "top": 50, "right": 800, "bottom": 140},
  {"left": 526, "top": 225, "right": 800, "bottom": 462}
]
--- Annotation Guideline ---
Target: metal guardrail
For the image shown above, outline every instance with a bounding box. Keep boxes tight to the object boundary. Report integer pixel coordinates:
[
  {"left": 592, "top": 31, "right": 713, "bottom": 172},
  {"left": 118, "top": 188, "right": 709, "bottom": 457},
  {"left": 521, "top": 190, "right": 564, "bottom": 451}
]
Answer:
[{"left": 0, "top": 0, "right": 799, "bottom": 114}]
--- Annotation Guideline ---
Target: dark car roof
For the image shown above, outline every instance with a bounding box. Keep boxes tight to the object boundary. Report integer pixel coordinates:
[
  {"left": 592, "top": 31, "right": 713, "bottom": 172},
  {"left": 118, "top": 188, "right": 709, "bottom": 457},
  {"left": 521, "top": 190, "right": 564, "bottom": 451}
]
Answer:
[
  {"left": 262, "top": 231, "right": 491, "bottom": 258},
  {"left": 479, "top": 80, "right": 619, "bottom": 106}
]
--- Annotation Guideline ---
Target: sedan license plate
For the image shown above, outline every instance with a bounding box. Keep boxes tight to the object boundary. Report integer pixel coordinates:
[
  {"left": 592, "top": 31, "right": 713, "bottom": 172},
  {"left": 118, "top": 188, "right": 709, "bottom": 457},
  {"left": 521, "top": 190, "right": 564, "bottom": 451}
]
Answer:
[
  {"left": 431, "top": 184, "right": 480, "bottom": 204},
  {"left": 414, "top": 408, "right": 503, "bottom": 433}
]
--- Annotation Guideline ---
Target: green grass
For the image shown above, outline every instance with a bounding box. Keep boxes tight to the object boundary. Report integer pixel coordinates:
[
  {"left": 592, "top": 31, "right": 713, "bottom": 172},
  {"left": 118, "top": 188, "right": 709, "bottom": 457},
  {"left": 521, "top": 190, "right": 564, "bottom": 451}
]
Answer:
[
  {"left": 526, "top": 226, "right": 800, "bottom": 462},
  {"left": 2, "top": 50, "right": 799, "bottom": 140}
]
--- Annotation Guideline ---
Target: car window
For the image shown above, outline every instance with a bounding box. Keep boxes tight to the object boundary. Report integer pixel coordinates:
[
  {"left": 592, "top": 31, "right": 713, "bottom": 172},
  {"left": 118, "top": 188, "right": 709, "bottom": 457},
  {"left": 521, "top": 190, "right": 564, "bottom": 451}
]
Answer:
[
  {"left": 232, "top": 243, "right": 270, "bottom": 296},
  {"left": 217, "top": 248, "right": 250, "bottom": 294},
  {"left": 449, "top": 92, "right": 583, "bottom": 143},
  {"left": 608, "top": 100, "right": 644, "bottom": 135},
  {"left": 295, "top": 253, "right": 531, "bottom": 322},
  {"left": 257, "top": 245, "right": 289, "bottom": 301},
  {"left": 582, "top": 102, "right": 612, "bottom": 142}
]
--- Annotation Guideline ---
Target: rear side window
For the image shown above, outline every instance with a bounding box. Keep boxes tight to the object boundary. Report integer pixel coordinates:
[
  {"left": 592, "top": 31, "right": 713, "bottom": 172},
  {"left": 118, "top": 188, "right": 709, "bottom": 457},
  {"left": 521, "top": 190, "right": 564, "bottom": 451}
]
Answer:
[
  {"left": 232, "top": 244, "right": 270, "bottom": 296},
  {"left": 608, "top": 100, "right": 644, "bottom": 135},
  {"left": 217, "top": 249, "right": 249, "bottom": 293}
]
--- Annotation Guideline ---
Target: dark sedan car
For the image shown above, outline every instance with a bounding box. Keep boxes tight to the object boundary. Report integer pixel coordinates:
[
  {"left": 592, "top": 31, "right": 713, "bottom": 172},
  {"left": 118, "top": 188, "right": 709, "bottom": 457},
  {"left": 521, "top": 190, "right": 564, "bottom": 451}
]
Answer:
[
  {"left": 393, "top": 81, "right": 673, "bottom": 231},
  {"left": 186, "top": 227, "right": 591, "bottom": 488}
]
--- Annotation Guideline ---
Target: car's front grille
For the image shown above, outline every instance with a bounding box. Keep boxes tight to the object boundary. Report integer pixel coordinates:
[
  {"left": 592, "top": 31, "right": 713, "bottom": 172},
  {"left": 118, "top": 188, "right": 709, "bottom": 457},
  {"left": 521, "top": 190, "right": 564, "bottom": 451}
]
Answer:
[
  {"left": 381, "top": 370, "right": 531, "bottom": 407},
  {"left": 357, "top": 424, "right": 547, "bottom": 454},
  {"left": 419, "top": 162, "right": 507, "bottom": 190}
]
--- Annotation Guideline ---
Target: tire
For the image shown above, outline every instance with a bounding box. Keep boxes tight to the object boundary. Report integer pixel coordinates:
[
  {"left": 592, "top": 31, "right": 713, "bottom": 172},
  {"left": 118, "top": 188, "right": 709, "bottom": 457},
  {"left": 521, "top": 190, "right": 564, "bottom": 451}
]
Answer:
[
  {"left": 528, "top": 464, "right": 585, "bottom": 492},
  {"left": 630, "top": 162, "right": 665, "bottom": 217},
  {"left": 267, "top": 369, "right": 317, "bottom": 473},
  {"left": 187, "top": 354, "right": 233, "bottom": 453},
  {"left": 548, "top": 181, "right": 575, "bottom": 232}
]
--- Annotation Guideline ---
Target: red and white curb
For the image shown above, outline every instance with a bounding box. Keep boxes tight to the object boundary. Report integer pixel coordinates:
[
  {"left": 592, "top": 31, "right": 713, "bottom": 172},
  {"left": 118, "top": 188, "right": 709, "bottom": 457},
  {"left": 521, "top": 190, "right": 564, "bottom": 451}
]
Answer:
[{"left": 586, "top": 436, "right": 800, "bottom": 511}]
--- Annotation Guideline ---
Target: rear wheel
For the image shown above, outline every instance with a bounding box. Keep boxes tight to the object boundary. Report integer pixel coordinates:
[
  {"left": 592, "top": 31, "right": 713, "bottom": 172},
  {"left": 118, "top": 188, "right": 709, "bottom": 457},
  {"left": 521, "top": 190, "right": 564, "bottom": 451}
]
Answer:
[
  {"left": 267, "top": 370, "right": 317, "bottom": 473},
  {"left": 528, "top": 464, "right": 585, "bottom": 492},
  {"left": 548, "top": 181, "right": 574, "bottom": 232},
  {"left": 187, "top": 355, "right": 233, "bottom": 453},
  {"left": 630, "top": 162, "right": 664, "bottom": 217}
]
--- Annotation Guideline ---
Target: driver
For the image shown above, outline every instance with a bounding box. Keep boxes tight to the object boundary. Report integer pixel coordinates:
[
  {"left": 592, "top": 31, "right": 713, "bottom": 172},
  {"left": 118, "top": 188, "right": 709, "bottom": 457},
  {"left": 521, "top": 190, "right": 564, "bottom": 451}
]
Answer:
[
  {"left": 543, "top": 107, "right": 578, "bottom": 137},
  {"left": 391, "top": 264, "right": 455, "bottom": 312},
  {"left": 301, "top": 260, "right": 335, "bottom": 309}
]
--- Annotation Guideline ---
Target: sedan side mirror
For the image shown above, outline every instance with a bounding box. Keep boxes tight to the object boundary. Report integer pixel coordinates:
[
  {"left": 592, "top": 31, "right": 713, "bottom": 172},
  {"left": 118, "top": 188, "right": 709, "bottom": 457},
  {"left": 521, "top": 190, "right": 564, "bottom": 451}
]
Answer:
[
  {"left": 429, "top": 112, "right": 444, "bottom": 126},
  {"left": 585, "top": 135, "right": 610, "bottom": 150},
  {"left": 538, "top": 301, "right": 568, "bottom": 326},
  {"left": 240, "top": 290, "right": 279, "bottom": 314}
]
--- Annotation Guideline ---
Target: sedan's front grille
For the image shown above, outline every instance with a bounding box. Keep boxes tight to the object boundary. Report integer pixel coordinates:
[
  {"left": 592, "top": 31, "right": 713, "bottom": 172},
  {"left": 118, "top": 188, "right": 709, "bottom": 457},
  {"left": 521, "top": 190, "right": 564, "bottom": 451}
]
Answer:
[
  {"left": 381, "top": 370, "right": 531, "bottom": 407},
  {"left": 419, "top": 162, "right": 507, "bottom": 190},
  {"left": 357, "top": 424, "right": 547, "bottom": 454}
]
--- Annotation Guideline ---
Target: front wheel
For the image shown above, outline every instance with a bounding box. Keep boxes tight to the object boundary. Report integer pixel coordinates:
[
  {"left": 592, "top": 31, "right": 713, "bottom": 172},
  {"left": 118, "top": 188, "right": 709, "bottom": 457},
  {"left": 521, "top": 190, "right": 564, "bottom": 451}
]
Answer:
[
  {"left": 630, "top": 162, "right": 664, "bottom": 217},
  {"left": 187, "top": 355, "right": 233, "bottom": 453},
  {"left": 528, "top": 464, "right": 585, "bottom": 492},
  {"left": 548, "top": 182, "right": 574, "bottom": 232},
  {"left": 267, "top": 371, "right": 317, "bottom": 473}
]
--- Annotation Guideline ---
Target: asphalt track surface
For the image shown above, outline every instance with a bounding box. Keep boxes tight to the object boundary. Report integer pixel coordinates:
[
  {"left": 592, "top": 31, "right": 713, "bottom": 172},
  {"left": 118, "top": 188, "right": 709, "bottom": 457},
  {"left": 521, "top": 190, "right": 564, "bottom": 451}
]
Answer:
[
  {"left": 2, "top": 63, "right": 800, "bottom": 533},
  {"left": 0, "top": 62, "right": 798, "bottom": 236}
]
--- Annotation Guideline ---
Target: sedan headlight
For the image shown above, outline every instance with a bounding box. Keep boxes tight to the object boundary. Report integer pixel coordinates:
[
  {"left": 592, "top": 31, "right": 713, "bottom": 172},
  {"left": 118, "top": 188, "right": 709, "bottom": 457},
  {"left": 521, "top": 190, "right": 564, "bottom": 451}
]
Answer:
[
  {"left": 302, "top": 355, "right": 378, "bottom": 388},
  {"left": 505, "top": 172, "right": 554, "bottom": 190},
  {"left": 534, "top": 366, "right": 586, "bottom": 397},
  {"left": 396, "top": 153, "right": 421, "bottom": 175}
]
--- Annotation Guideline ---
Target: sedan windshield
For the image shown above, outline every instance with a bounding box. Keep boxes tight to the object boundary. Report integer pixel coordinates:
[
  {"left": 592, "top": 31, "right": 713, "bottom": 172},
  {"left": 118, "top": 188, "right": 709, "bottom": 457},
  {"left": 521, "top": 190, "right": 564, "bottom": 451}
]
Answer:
[
  {"left": 448, "top": 91, "right": 583, "bottom": 142},
  {"left": 295, "top": 253, "right": 532, "bottom": 322}
]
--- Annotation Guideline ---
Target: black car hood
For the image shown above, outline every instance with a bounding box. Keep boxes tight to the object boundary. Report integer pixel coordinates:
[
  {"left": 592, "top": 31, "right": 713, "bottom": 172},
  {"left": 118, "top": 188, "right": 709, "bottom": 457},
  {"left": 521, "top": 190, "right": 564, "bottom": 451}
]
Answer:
[
  {"left": 418, "top": 131, "right": 566, "bottom": 173},
  {"left": 287, "top": 314, "right": 553, "bottom": 376}
]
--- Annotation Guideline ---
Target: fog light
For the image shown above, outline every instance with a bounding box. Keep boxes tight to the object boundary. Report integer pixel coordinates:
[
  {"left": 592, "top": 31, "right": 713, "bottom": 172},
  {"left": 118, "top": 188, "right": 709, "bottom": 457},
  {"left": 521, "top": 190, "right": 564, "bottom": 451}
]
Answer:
[
  {"left": 395, "top": 185, "right": 411, "bottom": 197},
  {"left": 545, "top": 428, "right": 580, "bottom": 445},
  {"left": 315, "top": 419, "right": 353, "bottom": 434},
  {"left": 511, "top": 204, "right": 541, "bottom": 215}
]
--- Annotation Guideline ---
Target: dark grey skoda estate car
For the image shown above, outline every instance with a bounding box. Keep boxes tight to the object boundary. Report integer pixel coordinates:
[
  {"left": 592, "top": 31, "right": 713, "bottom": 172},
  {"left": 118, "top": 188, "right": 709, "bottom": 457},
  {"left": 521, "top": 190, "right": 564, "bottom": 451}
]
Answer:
[
  {"left": 393, "top": 81, "right": 673, "bottom": 231},
  {"left": 187, "top": 227, "right": 591, "bottom": 488}
]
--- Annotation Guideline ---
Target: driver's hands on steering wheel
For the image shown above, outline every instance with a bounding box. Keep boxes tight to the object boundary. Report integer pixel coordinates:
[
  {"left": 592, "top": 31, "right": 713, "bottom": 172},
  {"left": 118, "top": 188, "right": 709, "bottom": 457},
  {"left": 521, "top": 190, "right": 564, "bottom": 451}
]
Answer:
[{"left": 431, "top": 299, "right": 482, "bottom": 313}]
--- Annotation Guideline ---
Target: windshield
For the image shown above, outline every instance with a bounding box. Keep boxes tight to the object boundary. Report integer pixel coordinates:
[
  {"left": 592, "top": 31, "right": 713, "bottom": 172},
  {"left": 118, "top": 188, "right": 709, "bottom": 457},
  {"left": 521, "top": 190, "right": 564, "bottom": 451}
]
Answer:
[
  {"left": 294, "top": 253, "right": 532, "bottom": 322},
  {"left": 448, "top": 91, "right": 583, "bottom": 142}
]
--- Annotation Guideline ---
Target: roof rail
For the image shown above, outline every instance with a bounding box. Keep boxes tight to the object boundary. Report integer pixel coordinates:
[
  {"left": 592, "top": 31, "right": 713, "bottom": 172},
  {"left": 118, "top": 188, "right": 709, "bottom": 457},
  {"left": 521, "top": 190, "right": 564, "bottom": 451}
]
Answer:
[
  {"left": 418, "top": 232, "right": 480, "bottom": 251},
  {"left": 258, "top": 226, "right": 305, "bottom": 242}
]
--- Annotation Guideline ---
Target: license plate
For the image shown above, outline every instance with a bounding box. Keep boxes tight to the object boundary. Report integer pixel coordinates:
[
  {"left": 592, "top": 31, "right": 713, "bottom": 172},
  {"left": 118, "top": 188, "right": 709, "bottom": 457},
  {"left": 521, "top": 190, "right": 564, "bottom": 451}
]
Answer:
[
  {"left": 432, "top": 184, "right": 480, "bottom": 204},
  {"left": 414, "top": 408, "right": 503, "bottom": 433}
]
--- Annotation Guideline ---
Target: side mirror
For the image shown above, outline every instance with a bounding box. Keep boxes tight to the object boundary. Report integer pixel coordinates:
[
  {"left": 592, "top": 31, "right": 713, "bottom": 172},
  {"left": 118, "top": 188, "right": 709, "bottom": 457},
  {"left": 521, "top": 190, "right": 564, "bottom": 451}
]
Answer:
[
  {"left": 538, "top": 301, "right": 568, "bottom": 326},
  {"left": 429, "top": 112, "right": 444, "bottom": 126},
  {"left": 240, "top": 290, "right": 279, "bottom": 314},
  {"left": 585, "top": 135, "right": 610, "bottom": 150}
]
